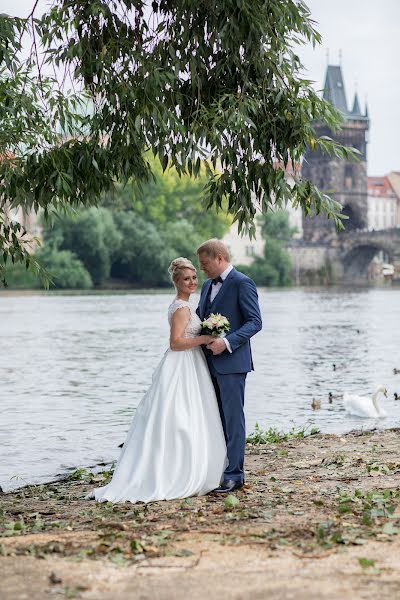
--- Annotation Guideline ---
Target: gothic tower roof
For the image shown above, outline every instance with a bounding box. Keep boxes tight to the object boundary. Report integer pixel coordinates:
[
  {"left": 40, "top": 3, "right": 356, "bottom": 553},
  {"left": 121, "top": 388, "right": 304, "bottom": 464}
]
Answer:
[
  {"left": 323, "top": 65, "right": 348, "bottom": 114},
  {"left": 322, "top": 65, "right": 369, "bottom": 122},
  {"left": 351, "top": 92, "right": 362, "bottom": 116}
]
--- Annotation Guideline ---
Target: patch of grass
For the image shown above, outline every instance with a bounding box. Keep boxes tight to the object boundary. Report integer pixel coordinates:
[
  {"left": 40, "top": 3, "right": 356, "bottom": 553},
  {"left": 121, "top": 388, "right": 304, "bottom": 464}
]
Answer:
[
  {"left": 67, "top": 468, "right": 94, "bottom": 482},
  {"left": 246, "top": 423, "right": 320, "bottom": 445},
  {"left": 100, "top": 463, "right": 116, "bottom": 483}
]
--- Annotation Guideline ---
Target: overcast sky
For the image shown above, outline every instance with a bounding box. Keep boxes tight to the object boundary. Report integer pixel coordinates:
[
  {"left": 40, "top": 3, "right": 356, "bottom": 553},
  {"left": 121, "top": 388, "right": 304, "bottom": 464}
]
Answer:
[
  {"left": 4, "top": 0, "right": 400, "bottom": 175},
  {"left": 298, "top": 0, "right": 400, "bottom": 176}
]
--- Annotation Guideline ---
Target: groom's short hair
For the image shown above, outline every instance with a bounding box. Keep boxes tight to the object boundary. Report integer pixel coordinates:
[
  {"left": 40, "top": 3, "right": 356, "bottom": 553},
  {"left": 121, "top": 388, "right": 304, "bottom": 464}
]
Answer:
[{"left": 197, "top": 239, "right": 230, "bottom": 261}]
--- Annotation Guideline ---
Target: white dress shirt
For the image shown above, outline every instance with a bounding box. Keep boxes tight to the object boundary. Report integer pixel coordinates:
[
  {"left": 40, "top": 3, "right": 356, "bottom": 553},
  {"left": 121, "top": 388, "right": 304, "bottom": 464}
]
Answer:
[{"left": 210, "top": 264, "right": 233, "bottom": 353}]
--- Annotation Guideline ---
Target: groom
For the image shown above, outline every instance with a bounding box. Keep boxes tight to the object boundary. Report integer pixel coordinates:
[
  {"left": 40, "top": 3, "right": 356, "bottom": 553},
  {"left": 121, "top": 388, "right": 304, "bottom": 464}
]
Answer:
[{"left": 196, "top": 239, "right": 262, "bottom": 493}]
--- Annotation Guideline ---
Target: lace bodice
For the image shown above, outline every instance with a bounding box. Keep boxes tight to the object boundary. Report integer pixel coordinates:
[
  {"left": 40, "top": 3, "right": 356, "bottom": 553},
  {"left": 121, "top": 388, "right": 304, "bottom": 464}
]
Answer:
[{"left": 168, "top": 299, "right": 202, "bottom": 339}]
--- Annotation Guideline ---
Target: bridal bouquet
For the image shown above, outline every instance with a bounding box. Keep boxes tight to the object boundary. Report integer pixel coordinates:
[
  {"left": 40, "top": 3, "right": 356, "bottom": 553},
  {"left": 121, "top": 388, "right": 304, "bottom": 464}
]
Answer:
[{"left": 202, "top": 313, "right": 230, "bottom": 337}]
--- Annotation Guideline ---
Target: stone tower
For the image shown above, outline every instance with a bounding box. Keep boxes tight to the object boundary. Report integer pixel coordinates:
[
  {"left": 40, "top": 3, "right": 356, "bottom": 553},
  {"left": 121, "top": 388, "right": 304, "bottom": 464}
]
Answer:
[{"left": 302, "top": 65, "right": 369, "bottom": 242}]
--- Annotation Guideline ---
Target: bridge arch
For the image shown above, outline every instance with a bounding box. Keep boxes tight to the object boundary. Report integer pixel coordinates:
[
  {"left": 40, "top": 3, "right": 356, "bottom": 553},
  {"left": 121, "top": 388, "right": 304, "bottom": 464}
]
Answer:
[{"left": 342, "top": 243, "right": 393, "bottom": 280}]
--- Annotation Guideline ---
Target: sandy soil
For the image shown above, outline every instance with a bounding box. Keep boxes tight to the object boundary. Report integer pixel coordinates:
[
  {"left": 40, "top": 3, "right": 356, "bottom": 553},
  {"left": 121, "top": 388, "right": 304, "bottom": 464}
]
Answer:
[{"left": 1, "top": 429, "right": 400, "bottom": 599}]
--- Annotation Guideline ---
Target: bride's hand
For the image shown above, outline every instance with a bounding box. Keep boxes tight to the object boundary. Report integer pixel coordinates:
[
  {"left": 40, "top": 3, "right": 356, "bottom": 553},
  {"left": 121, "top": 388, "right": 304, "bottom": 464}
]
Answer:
[{"left": 202, "top": 335, "right": 215, "bottom": 344}]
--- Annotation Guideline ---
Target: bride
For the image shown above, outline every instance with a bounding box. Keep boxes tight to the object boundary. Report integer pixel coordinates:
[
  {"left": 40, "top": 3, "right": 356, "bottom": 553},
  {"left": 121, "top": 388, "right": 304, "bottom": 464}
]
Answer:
[{"left": 88, "top": 257, "right": 227, "bottom": 503}]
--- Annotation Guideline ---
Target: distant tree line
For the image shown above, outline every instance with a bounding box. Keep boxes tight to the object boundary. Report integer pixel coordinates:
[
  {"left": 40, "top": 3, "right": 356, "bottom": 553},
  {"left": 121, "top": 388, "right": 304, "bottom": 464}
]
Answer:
[
  {"left": 5, "top": 156, "right": 295, "bottom": 289},
  {"left": 5, "top": 158, "right": 230, "bottom": 289}
]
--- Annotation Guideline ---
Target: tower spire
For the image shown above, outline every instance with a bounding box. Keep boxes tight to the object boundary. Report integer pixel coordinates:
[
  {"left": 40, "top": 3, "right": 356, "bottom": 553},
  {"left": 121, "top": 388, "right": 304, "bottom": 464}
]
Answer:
[
  {"left": 351, "top": 92, "right": 361, "bottom": 115},
  {"left": 323, "top": 64, "right": 348, "bottom": 114}
]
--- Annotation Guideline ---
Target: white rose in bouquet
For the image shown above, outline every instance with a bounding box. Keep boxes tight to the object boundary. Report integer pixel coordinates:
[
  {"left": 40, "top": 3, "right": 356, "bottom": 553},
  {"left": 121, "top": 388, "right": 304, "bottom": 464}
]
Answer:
[{"left": 201, "top": 313, "right": 230, "bottom": 337}]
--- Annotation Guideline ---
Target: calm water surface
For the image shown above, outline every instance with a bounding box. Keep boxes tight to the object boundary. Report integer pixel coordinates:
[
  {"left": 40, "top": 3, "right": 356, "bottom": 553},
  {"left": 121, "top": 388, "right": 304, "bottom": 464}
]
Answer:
[{"left": 1, "top": 288, "right": 399, "bottom": 491}]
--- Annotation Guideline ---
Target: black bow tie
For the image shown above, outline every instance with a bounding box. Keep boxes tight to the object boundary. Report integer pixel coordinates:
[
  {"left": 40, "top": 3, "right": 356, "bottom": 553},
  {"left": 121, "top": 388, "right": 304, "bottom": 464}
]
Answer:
[{"left": 212, "top": 276, "right": 223, "bottom": 285}]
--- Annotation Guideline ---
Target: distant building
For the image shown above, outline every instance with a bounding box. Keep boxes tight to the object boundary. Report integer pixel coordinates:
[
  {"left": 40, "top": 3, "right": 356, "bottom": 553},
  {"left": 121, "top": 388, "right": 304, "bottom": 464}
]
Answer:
[
  {"left": 368, "top": 176, "right": 398, "bottom": 230},
  {"left": 3, "top": 204, "right": 42, "bottom": 254},
  {"left": 1, "top": 151, "right": 41, "bottom": 253},
  {"left": 302, "top": 64, "right": 369, "bottom": 241},
  {"left": 387, "top": 171, "right": 400, "bottom": 225},
  {"left": 222, "top": 220, "right": 265, "bottom": 266}
]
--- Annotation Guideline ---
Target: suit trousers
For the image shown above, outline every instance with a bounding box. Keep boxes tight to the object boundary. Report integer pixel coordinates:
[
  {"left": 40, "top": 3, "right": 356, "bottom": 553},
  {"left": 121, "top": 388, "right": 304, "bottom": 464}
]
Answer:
[{"left": 207, "top": 358, "right": 247, "bottom": 483}]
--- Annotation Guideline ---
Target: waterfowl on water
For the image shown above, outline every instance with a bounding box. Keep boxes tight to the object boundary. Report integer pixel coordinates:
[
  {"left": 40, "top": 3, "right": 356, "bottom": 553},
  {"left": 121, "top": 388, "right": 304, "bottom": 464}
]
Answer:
[
  {"left": 311, "top": 398, "right": 321, "bottom": 410},
  {"left": 333, "top": 362, "right": 348, "bottom": 371},
  {"left": 343, "top": 385, "right": 388, "bottom": 418},
  {"left": 328, "top": 392, "right": 342, "bottom": 403}
]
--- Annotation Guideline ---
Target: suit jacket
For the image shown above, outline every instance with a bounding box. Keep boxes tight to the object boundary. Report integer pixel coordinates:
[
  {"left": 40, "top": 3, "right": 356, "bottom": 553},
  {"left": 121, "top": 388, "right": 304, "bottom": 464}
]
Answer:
[{"left": 197, "top": 268, "right": 262, "bottom": 374}]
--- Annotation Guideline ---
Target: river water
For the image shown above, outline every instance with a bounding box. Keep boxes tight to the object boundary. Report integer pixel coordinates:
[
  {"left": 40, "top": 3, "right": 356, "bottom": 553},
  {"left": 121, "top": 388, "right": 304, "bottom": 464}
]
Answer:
[{"left": 1, "top": 288, "right": 399, "bottom": 491}]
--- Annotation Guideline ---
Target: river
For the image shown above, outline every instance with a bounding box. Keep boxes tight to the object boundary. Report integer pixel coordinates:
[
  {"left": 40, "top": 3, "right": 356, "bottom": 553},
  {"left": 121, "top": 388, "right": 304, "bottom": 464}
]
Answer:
[{"left": 1, "top": 287, "right": 399, "bottom": 491}]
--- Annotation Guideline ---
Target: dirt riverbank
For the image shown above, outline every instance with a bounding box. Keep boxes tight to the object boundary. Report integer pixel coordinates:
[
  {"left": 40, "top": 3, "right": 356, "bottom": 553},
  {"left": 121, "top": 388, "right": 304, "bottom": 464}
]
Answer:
[{"left": 2, "top": 428, "right": 400, "bottom": 600}]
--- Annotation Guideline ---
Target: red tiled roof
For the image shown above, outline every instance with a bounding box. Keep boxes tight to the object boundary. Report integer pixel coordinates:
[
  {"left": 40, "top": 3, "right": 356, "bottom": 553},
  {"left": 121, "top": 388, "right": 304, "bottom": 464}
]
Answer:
[{"left": 368, "top": 176, "right": 396, "bottom": 198}]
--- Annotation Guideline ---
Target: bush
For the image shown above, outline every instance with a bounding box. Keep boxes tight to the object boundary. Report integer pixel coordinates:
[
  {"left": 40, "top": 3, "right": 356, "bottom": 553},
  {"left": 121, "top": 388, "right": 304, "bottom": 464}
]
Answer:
[
  {"left": 3, "top": 261, "right": 42, "bottom": 289},
  {"left": 111, "top": 213, "right": 172, "bottom": 286},
  {"left": 237, "top": 238, "right": 292, "bottom": 287},
  {"left": 237, "top": 258, "right": 279, "bottom": 287},
  {"left": 236, "top": 211, "right": 294, "bottom": 286},
  {"left": 42, "top": 207, "right": 122, "bottom": 285},
  {"left": 39, "top": 249, "right": 93, "bottom": 289}
]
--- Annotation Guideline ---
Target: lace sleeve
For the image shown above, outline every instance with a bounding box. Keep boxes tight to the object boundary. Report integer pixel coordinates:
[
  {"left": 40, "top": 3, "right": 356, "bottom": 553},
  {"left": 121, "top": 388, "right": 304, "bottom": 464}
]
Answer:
[{"left": 168, "top": 300, "right": 192, "bottom": 324}]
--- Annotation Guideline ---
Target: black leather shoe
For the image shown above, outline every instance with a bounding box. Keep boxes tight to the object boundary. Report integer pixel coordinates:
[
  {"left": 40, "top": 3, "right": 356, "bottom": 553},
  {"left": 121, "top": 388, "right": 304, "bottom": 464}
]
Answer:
[{"left": 211, "top": 480, "right": 243, "bottom": 493}]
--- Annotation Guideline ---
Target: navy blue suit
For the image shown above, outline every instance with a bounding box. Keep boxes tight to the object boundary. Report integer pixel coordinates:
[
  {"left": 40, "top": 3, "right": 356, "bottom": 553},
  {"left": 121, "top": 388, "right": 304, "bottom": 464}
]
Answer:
[{"left": 197, "top": 268, "right": 262, "bottom": 483}]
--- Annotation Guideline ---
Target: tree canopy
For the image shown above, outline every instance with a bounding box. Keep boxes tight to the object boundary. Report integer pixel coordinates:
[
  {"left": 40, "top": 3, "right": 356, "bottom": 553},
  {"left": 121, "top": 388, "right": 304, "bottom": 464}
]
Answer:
[
  {"left": 0, "top": 0, "right": 355, "bottom": 285},
  {"left": 101, "top": 154, "right": 231, "bottom": 239}
]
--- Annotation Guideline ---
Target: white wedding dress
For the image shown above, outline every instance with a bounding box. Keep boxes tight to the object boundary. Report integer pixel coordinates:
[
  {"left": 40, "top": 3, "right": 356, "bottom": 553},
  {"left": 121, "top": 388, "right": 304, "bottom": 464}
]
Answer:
[{"left": 89, "top": 299, "right": 227, "bottom": 503}]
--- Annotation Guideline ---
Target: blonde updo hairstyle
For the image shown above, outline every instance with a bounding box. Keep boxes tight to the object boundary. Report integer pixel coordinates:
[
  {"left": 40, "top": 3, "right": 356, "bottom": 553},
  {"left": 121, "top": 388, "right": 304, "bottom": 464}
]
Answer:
[{"left": 168, "top": 257, "right": 196, "bottom": 285}]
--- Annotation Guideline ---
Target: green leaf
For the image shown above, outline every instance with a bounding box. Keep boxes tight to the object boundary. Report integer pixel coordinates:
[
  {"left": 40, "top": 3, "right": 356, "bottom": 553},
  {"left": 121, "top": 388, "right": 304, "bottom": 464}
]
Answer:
[
  {"left": 130, "top": 539, "right": 144, "bottom": 554},
  {"left": 358, "top": 557, "right": 375, "bottom": 569},
  {"left": 224, "top": 495, "right": 240, "bottom": 510},
  {"left": 382, "top": 522, "right": 399, "bottom": 535}
]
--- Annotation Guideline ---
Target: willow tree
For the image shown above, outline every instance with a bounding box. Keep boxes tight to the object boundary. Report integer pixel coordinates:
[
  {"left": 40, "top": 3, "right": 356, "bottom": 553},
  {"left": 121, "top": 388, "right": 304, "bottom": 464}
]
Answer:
[{"left": 0, "top": 0, "right": 353, "bottom": 284}]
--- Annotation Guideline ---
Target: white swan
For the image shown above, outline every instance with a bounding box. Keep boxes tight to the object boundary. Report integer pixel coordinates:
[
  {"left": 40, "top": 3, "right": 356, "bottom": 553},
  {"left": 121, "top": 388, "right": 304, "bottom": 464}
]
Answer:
[{"left": 343, "top": 385, "right": 388, "bottom": 418}]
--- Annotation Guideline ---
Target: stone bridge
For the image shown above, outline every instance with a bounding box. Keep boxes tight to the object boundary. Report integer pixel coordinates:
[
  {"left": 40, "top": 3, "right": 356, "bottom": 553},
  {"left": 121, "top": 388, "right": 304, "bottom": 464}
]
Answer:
[
  {"left": 337, "top": 229, "right": 400, "bottom": 281},
  {"left": 289, "top": 228, "right": 400, "bottom": 284}
]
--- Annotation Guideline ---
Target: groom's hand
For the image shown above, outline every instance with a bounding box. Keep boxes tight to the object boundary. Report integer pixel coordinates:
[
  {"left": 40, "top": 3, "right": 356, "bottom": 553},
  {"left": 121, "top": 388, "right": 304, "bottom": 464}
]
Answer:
[{"left": 207, "top": 338, "right": 226, "bottom": 355}]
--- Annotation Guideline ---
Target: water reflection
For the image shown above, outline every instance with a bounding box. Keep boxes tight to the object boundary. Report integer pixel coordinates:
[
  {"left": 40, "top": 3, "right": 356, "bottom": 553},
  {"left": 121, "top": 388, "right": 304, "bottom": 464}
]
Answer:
[{"left": 1, "top": 288, "right": 399, "bottom": 491}]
